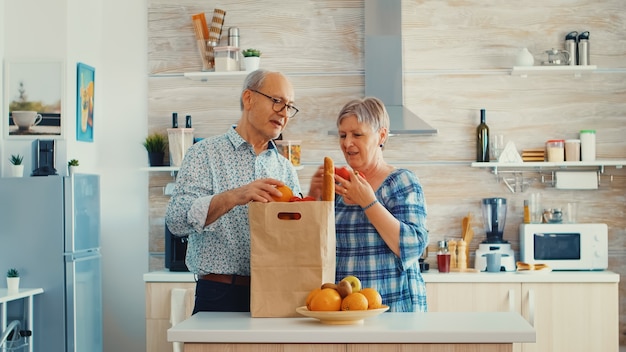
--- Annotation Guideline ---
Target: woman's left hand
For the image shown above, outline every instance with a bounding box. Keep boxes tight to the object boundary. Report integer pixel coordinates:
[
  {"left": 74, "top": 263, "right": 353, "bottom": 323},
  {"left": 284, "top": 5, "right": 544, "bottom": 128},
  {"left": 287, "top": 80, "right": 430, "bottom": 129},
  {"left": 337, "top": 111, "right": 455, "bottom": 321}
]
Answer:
[{"left": 335, "top": 169, "right": 375, "bottom": 207}]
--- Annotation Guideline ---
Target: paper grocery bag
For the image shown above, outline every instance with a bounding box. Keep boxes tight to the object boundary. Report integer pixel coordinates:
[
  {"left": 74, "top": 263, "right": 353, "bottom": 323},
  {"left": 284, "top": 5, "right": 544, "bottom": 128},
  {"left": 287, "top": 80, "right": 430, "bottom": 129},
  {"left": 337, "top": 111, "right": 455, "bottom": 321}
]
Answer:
[{"left": 249, "top": 201, "right": 336, "bottom": 317}]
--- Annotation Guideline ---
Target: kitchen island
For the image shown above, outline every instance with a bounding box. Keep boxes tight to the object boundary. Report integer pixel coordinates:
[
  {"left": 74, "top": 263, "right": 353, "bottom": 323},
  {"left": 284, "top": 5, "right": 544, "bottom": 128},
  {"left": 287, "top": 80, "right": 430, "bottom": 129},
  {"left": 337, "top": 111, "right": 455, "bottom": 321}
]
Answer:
[
  {"left": 147, "top": 270, "right": 618, "bottom": 352},
  {"left": 168, "top": 310, "right": 535, "bottom": 352}
]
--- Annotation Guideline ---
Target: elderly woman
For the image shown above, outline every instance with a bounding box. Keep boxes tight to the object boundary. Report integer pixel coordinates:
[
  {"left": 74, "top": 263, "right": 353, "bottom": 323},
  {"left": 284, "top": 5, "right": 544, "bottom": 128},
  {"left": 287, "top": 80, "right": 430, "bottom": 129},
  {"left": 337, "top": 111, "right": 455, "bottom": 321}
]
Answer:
[{"left": 309, "top": 97, "right": 429, "bottom": 312}]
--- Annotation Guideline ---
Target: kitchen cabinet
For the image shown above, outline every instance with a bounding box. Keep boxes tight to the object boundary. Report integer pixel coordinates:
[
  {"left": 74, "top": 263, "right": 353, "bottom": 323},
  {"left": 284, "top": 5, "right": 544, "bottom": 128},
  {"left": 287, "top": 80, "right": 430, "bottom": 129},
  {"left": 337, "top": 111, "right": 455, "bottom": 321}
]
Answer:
[
  {"left": 145, "top": 279, "right": 195, "bottom": 352},
  {"left": 426, "top": 280, "right": 618, "bottom": 352}
]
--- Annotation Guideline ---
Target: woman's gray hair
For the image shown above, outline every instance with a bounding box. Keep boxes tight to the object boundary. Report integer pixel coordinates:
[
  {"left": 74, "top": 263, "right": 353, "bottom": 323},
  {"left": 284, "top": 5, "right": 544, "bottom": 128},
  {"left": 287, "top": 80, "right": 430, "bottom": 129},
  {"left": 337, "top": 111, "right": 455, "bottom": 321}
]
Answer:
[
  {"left": 336, "top": 96, "right": 390, "bottom": 135},
  {"left": 240, "top": 69, "right": 270, "bottom": 110}
]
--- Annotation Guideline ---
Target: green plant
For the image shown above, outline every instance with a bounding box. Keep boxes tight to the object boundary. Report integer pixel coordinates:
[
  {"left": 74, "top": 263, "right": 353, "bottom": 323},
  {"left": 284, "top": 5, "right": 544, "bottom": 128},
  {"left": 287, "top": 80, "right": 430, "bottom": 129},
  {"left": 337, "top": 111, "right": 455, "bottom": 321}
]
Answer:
[
  {"left": 68, "top": 159, "right": 79, "bottom": 167},
  {"left": 143, "top": 133, "right": 167, "bottom": 153},
  {"left": 242, "top": 48, "right": 262, "bottom": 57},
  {"left": 9, "top": 154, "right": 23, "bottom": 165},
  {"left": 7, "top": 268, "right": 19, "bottom": 278}
]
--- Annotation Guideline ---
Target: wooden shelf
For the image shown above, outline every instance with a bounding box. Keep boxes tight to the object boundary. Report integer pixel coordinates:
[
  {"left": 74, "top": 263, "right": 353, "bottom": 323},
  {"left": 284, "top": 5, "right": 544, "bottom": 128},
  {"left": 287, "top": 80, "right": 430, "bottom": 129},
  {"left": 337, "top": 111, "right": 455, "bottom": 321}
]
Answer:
[
  {"left": 141, "top": 166, "right": 180, "bottom": 172},
  {"left": 511, "top": 65, "right": 597, "bottom": 77},
  {"left": 471, "top": 160, "right": 626, "bottom": 193},
  {"left": 471, "top": 160, "right": 625, "bottom": 170},
  {"left": 143, "top": 165, "right": 304, "bottom": 171},
  {"left": 183, "top": 71, "right": 248, "bottom": 81}
]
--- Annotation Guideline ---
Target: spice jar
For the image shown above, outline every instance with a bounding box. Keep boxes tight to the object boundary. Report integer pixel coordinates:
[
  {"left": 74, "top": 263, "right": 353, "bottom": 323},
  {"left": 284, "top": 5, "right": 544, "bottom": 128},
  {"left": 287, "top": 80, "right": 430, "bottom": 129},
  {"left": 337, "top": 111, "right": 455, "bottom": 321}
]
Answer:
[
  {"left": 214, "top": 46, "right": 240, "bottom": 72},
  {"left": 546, "top": 139, "right": 565, "bottom": 162}
]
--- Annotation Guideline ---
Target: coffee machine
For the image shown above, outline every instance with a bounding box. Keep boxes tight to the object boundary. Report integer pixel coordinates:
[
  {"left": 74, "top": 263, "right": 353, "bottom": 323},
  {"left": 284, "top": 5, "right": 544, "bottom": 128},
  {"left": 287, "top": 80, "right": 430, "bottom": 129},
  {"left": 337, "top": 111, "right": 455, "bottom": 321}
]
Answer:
[
  {"left": 475, "top": 198, "right": 516, "bottom": 271},
  {"left": 32, "top": 139, "right": 58, "bottom": 176}
]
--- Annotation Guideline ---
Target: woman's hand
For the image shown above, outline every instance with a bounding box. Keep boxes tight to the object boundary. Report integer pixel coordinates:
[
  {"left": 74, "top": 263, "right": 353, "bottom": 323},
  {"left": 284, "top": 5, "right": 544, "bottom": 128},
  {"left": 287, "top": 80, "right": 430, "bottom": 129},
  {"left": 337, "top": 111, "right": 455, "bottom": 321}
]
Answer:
[{"left": 335, "top": 169, "right": 375, "bottom": 207}]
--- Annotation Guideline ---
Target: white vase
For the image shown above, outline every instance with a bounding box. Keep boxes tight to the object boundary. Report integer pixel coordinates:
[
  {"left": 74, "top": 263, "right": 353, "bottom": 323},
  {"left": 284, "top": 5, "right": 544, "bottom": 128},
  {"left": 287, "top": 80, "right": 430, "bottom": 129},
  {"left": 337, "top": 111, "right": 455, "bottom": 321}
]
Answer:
[
  {"left": 7, "top": 277, "right": 20, "bottom": 293},
  {"left": 515, "top": 48, "right": 535, "bottom": 67},
  {"left": 10, "top": 165, "right": 24, "bottom": 177},
  {"left": 68, "top": 165, "right": 78, "bottom": 176},
  {"left": 244, "top": 57, "right": 260, "bottom": 72}
]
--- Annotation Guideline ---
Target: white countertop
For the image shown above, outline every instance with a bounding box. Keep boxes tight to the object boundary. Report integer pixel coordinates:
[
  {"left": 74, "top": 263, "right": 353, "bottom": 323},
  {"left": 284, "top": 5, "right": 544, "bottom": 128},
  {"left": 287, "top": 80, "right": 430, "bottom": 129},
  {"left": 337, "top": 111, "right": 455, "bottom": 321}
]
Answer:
[
  {"left": 168, "top": 311, "right": 535, "bottom": 344},
  {"left": 144, "top": 270, "right": 619, "bottom": 283}
]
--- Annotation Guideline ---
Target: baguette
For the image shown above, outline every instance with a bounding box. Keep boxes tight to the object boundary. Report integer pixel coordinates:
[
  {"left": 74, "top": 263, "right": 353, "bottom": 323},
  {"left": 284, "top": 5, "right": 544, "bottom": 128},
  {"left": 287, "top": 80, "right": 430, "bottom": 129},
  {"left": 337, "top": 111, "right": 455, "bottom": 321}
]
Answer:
[{"left": 322, "top": 157, "right": 335, "bottom": 201}]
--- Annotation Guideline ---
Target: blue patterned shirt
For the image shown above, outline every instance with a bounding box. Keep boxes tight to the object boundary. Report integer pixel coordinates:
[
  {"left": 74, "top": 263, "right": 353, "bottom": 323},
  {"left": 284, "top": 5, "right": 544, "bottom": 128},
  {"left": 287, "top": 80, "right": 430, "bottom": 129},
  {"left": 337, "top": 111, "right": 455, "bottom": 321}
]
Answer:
[
  {"left": 335, "top": 169, "right": 428, "bottom": 312},
  {"left": 165, "top": 127, "right": 302, "bottom": 276}
]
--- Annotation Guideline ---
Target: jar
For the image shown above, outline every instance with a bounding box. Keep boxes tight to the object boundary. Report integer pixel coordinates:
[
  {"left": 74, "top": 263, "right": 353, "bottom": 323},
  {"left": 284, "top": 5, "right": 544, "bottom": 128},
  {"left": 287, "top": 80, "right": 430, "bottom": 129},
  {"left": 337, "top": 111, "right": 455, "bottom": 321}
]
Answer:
[
  {"left": 546, "top": 139, "right": 565, "bottom": 162},
  {"left": 564, "top": 139, "right": 581, "bottom": 162},
  {"left": 436, "top": 240, "right": 450, "bottom": 273},
  {"left": 580, "top": 130, "right": 596, "bottom": 161},
  {"left": 214, "top": 46, "right": 240, "bottom": 72}
]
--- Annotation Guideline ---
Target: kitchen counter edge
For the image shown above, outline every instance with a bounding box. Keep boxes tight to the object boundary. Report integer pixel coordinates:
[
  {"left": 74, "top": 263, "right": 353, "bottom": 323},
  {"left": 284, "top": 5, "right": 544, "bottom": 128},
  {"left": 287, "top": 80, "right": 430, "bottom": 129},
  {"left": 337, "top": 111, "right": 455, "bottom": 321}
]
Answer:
[
  {"left": 144, "top": 270, "right": 619, "bottom": 283},
  {"left": 167, "top": 311, "right": 535, "bottom": 344}
]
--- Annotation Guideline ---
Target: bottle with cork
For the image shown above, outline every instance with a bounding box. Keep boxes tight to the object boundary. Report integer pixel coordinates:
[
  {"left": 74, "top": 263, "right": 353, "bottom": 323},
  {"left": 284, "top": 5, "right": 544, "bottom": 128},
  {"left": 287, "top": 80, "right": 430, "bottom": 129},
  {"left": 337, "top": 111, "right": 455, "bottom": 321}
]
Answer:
[{"left": 476, "top": 109, "right": 489, "bottom": 162}]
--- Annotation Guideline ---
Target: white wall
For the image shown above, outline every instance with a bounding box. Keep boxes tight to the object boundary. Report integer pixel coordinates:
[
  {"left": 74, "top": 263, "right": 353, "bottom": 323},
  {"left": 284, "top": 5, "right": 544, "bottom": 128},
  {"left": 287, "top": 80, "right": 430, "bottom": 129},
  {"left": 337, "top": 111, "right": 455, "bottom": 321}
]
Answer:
[
  {"left": 99, "top": 1, "right": 148, "bottom": 351},
  {"left": 1, "top": 1, "right": 149, "bottom": 351}
]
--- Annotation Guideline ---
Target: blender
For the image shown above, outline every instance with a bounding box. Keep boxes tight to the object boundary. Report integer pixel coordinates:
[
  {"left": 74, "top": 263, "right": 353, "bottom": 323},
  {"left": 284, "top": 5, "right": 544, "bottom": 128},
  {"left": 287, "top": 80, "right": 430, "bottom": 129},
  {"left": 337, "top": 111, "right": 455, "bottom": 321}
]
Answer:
[{"left": 474, "top": 198, "right": 516, "bottom": 271}]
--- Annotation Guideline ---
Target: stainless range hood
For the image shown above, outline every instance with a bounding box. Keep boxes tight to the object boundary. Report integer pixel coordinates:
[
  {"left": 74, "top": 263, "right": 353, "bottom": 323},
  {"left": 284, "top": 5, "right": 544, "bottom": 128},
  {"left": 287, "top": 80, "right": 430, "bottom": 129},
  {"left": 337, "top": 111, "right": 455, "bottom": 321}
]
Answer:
[{"left": 363, "top": 0, "right": 437, "bottom": 135}]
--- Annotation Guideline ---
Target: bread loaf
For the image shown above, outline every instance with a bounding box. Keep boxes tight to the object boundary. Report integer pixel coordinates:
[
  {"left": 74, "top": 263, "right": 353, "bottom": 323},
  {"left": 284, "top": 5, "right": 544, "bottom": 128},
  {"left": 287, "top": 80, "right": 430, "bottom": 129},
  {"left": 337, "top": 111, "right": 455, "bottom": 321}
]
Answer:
[
  {"left": 322, "top": 157, "right": 335, "bottom": 201},
  {"left": 516, "top": 261, "right": 549, "bottom": 271}
]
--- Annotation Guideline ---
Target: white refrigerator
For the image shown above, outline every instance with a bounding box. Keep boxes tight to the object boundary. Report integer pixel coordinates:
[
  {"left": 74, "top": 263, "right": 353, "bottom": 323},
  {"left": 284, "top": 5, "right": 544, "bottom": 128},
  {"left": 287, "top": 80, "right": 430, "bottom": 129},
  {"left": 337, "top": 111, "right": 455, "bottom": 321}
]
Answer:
[{"left": 0, "top": 174, "right": 102, "bottom": 352}]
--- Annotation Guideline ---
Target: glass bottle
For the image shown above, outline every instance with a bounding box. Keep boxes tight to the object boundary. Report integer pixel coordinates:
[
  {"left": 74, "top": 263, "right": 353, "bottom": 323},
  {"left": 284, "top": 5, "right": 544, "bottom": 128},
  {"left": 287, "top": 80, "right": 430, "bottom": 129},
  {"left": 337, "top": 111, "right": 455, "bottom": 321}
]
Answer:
[
  {"left": 523, "top": 200, "right": 530, "bottom": 224},
  {"left": 476, "top": 109, "right": 490, "bottom": 162},
  {"left": 171, "top": 112, "right": 178, "bottom": 128}
]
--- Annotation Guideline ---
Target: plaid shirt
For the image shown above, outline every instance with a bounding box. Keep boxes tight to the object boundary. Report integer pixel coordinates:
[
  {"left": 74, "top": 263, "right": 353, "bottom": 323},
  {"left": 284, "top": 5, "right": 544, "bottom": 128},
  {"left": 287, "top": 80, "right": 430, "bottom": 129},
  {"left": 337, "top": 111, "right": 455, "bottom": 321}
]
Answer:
[{"left": 335, "top": 169, "right": 428, "bottom": 312}]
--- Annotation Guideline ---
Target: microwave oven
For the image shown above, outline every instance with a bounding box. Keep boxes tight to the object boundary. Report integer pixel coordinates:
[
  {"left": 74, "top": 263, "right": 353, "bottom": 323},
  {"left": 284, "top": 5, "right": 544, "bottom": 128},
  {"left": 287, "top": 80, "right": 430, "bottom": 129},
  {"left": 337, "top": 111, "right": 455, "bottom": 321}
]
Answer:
[{"left": 519, "top": 223, "right": 608, "bottom": 271}]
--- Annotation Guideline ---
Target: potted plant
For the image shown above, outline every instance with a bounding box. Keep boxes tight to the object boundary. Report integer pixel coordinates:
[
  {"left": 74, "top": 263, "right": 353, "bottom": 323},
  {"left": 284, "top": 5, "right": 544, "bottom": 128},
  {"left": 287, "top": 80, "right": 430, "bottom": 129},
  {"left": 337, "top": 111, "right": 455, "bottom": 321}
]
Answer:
[
  {"left": 8, "top": 154, "right": 24, "bottom": 177},
  {"left": 68, "top": 159, "right": 80, "bottom": 176},
  {"left": 6, "top": 268, "right": 20, "bottom": 292},
  {"left": 242, "top": 48, "right": 262, "bottom": 72},
  {"left": 143, "top": 133, "right": 167, "bottom": 166}
]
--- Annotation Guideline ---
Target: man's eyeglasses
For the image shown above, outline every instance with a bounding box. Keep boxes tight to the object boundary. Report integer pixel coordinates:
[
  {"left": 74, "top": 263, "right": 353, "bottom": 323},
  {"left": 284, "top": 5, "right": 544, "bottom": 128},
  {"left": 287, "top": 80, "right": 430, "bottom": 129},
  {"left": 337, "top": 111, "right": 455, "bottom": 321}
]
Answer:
[{"left": 249, "top": 89, "right": 299, "bottom": 118}]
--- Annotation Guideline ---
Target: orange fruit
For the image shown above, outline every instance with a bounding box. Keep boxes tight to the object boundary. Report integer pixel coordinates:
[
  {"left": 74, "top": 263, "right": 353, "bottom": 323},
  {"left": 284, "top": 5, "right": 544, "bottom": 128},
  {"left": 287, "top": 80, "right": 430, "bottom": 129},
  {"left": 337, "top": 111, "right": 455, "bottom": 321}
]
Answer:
[
  {"left": 309, "top": 288, "right": 342, "bottom": 311},
  {"left": 271, "top": 185, "right": 294, "bottom": 202},
  {"left": 305, "top": 288, "right": 322, "bottom": 310},
  {"left": 360, "top": 287, "right": 383, "bottom": 309},
  {"left": 340, "top": 292, "right": 368, "bottom": 311}
]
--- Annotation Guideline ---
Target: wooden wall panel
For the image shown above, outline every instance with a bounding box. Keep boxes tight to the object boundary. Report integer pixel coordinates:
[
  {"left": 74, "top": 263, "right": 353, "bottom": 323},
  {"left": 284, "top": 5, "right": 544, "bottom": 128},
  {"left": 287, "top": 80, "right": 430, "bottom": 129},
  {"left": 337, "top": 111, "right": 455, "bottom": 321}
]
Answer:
[{"left": 148, "top": 0, "right": 626, "bottom": 345}]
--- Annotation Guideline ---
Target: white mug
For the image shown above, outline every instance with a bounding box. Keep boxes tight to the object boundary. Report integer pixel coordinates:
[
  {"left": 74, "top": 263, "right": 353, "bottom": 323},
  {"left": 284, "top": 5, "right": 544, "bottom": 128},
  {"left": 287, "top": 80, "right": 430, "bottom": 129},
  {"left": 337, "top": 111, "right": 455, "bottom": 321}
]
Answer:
[{"left": 12, "top": 110, "right": 43, "bottom": 130}]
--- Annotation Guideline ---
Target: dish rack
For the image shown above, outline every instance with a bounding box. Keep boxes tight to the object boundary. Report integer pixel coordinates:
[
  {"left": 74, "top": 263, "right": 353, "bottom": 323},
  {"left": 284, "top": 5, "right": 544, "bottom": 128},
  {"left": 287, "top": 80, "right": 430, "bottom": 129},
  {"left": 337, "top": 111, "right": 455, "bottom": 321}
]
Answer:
[{"left": 0, "top": 320, "right": 29, "bottom": 351}]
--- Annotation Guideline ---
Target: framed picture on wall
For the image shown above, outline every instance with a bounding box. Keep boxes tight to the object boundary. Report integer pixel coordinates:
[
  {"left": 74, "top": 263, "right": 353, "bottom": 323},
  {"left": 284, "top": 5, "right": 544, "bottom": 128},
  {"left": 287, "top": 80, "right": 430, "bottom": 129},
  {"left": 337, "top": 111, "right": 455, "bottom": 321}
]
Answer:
[
  {"left": 76, "top": 63, "right": 95, "bottom": 142},
  {"left": 3, "top": 60, "right": 64, "bottom": 139}
]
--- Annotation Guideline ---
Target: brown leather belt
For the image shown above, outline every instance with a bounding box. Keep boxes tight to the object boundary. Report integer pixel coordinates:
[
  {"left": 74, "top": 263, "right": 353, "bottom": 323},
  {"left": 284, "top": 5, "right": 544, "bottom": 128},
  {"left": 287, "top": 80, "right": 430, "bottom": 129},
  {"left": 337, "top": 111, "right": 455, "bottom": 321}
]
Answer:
[{"left": 198, "top": 273, "right": 250, "bottom": 286}]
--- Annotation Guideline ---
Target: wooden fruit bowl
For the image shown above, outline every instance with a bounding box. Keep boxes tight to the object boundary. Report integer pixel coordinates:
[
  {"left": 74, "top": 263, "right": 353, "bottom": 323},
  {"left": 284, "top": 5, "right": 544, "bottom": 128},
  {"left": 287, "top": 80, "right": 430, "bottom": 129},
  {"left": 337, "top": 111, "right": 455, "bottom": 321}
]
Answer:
[{"left": 295, "top": 305, "right": 389, "bottom": 325}]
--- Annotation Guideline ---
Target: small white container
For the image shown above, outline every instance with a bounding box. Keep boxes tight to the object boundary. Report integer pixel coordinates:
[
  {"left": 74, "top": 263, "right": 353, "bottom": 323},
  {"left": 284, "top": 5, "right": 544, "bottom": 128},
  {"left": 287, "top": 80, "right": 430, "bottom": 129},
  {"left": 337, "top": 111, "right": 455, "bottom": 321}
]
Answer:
[
  {"left": 580, "top": 130, "right": 596, "bottom": 161},
  {"left": 214, "top": 46, "right": 240, "bottom": 72},
  {"left": 564, "top": 139, "right": 581, "bottom": 162}
]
